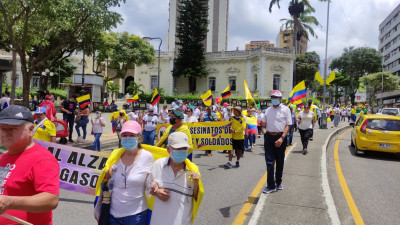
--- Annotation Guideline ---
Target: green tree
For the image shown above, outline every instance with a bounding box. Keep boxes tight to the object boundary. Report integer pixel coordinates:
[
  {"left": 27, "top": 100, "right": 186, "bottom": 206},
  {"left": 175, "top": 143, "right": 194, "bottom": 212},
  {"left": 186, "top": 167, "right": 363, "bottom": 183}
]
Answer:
[
  {"left": 280, "top": 8, "right": 321, "bottom": 53},
  {"left": 50, "top": 58, "right": 76, "bottom": 89},
  {"left": 173, "top": 0, "right": 209, "bottom": 93},
  {"left": 360, "top": 72, "right": 399, "bottom": 110},
  {"left": 0, "top": 0, "right": 125, "bottom": 107},
  {"left": 295, "top": 51, "right": 320, "bottom": 86},
  {"left": 330, "top": 47, "right": 382, "bottom": 104},
  {"left": 269, "top": 0, "right": 327, "bottom": 55},
  {"left": 126, "top": 81, "right": 144, "bottom": 96},
  {"left": 107, "top": 82, "right": 120, "bottom": 101}
]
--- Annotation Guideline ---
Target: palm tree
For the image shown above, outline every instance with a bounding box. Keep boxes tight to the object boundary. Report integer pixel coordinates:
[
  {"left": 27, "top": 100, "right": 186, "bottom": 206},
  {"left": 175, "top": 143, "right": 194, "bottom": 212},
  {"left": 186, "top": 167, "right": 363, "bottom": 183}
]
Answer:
[
  {"left": 107, "top": 82, "right": 120, "bottom": 101},
  {"left": 126, "top": 81, "right": 144, "bottom": 96},
  {"left": 269, "top": 0, "right": 327, "bottom": 54},
  {"left": 280, "top": 8, "right": 321, "bottom": 53}
]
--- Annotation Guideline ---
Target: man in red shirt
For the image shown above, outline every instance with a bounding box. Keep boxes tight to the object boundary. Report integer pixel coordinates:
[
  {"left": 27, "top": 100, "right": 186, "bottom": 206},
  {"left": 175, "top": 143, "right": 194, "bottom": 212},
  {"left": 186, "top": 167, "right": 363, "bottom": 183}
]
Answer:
[
  {"left": 39, "top": 95, "right": 57, "bottom": 121},
  {"left": 0, "top": 105, "right": 59, "bottom": 225}
]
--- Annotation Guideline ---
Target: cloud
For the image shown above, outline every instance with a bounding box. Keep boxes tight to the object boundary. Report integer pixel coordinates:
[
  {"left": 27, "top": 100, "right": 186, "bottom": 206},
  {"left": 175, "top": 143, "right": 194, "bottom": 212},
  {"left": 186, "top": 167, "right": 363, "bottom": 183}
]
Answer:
[{"left": 111, "top": 0, "right": 400, "bottom": 59}]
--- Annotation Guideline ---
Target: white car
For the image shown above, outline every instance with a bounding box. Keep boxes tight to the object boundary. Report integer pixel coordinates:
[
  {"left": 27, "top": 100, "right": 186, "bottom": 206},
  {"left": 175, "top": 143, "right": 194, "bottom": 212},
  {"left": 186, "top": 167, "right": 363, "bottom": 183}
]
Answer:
[{"left": 377, "top": 108, "right": 400, "bottom": 116}]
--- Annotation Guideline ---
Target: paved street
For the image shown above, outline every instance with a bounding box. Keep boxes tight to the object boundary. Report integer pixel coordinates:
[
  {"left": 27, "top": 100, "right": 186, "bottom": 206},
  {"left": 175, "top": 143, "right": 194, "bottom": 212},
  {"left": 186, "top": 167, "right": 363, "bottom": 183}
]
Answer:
[{"left": 327, "top": 129, "right": 400, "bottom": 225}]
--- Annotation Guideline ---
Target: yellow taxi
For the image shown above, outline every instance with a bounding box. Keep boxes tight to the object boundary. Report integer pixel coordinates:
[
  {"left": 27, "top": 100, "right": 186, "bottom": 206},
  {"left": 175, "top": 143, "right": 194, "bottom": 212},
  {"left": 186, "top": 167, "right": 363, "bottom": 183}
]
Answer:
[{"left": 351, "top": 114, "right": 400, "bottom": 155}]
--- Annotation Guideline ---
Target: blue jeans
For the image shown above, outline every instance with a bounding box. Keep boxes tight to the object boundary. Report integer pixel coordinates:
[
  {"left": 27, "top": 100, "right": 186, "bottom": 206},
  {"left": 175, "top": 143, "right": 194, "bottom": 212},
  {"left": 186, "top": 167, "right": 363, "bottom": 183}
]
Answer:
[
  {"left": 142, "top": 130, "right": 156, "bottom": 146},
  {"left": 93, "top": 133, "right": 102, "bottom": 151},
  {"left": 264, "top": 133, "right": 287, "bottom": 189},
  {"left": 249, "top": 134, "right": 256, "bottom": 146},
  {"left": 244, "top": 135, "right": 249, "bottom": 149},
  {"left": 75, "top": 117, "right": 89, "bottom": 139},
  {"left": 109, "top": 210, "right": 148, "bottom": 225},
  {"left": 286, "top": 125, "right": 294, "bottom": 144}
]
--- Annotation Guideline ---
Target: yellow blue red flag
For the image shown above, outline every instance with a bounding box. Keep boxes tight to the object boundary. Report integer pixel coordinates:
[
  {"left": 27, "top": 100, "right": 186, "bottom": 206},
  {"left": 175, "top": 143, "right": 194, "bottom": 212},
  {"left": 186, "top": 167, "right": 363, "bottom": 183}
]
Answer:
[
  {"left": 76, "top": 94, "right": 91, "bottom": 108},
  {"left": 201, "top": 90, "right": 213, "bottom": 106},
  {"left": 244, "top": 80, "right": 255, "bottom": 106},
  {"left": 150, "top": 88, "right": 160, "bottom": 106},
  {"left": 127, "top": 94, "right": 139, "bottom": 103},
  {"left": 289, "top": 80, "right": 307, "bottom": 103},
  {"left": 221, "top": 84, "right": 231, "bottom": 99}
]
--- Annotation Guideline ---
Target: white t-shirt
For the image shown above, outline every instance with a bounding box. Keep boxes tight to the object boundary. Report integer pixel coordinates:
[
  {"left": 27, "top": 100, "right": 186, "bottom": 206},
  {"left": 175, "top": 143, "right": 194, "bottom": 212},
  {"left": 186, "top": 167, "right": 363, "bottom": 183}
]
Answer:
[
  {"left": 193, "top": 108, "right": 201, "bottom": 119},
  {"left": 127, "top": 112, "right": 139, "bottom": 121},
  {"left": 184, "top": 115, "right": 198, "bottom": 123},
  {"left": 150, "top": 157, "right": 193, "bottom": 225},
  {"left": 161, "top": 109, "right": 169, "bottom": 121},
  {"left": 92, "top": 117, "right": 105, "bottom": 133},
  {"left": 110, "top": 150, "right": 154, "bottom": 218},
  {"left": 143, "top": 114, "right": 159, "bottom": 131},
  {"left": 262, "top": 104, "right": 292, "bottom": 132},
  {"left": 297, "top": 111, "right": 315, "bottom": 130}
]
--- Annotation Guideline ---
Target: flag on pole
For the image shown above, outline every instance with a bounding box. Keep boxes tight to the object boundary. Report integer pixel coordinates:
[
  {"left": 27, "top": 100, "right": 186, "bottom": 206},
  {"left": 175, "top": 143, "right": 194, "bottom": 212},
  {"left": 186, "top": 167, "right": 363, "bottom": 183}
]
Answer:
[
  {"left": 244, "top": 80, "right": 255, "bottom": 106},
  {"left": 221, "top": 84, "right": 231, "bottom": 98},
  {"left": 76, "top": 94, "right": 91, "bottom": 108},
  {"left": 293, "top": 99, "right": 304, "bottom": 108},
  {"left": 201, "top": 90, "right": 213, "bottom": 106},
  {"left": 127, "top": 94, "right": 139, "bottom": 103},
  {"left": 288, "top": 80, "right": 307, "bottom": 103},
  {"left": 150, "top": 88, "right": 160, "bottom": 106},
  {"left": 326, "top": 71, "right": 335, "bottom": 85},
  {"left": 315, "top": 71, "right": 324, "bottom": 85}
]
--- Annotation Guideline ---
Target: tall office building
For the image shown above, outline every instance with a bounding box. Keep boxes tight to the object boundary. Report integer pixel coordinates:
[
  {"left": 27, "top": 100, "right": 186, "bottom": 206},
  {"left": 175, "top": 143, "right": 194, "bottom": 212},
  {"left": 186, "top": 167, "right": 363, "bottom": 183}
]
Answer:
[
  {"left": 276, "top": 28, "right": 308, "bottom": 54},
  {"left": 379, "top": 3, "right": 400, "bottom": 76},
  {"left": 167, "top": 0, "right": 229, "bottom": 52}
]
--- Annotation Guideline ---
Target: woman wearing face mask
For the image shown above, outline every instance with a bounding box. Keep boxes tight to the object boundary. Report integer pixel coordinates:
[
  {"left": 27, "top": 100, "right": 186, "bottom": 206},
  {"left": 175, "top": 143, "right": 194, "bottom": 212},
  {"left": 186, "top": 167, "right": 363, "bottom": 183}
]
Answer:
[
  {"left": 95, "top": 121, "right": 154, "bottom": 225},
  {"left": 115, "top": 110, "right": 127, "bottom": 147},
  {"left": 91, "top": 111, "right": 105, "bottom": 151}
]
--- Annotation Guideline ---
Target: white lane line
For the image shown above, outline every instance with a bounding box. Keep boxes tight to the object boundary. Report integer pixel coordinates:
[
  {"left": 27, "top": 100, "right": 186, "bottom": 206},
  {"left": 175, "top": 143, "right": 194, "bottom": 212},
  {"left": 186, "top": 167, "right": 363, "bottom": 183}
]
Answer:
[
  {"left": 321, "top": 128, "right": 347, "bottom": 225},
  {"left": 248, "top": 142, "right": 296, "bottom": 225}
]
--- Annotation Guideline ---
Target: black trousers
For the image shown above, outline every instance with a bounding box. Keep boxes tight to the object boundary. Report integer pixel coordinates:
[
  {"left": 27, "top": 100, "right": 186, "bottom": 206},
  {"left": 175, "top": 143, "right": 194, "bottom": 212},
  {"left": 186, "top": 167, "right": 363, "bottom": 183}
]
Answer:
[
  {"left": 264, "top": 134, "right": 287, "bottom": 189},
  {"left": 299, "top": 128, "right": 313, "bottom": 150},
  {"left": 64, "top": 115, "right": 75, "bottom": 140}
]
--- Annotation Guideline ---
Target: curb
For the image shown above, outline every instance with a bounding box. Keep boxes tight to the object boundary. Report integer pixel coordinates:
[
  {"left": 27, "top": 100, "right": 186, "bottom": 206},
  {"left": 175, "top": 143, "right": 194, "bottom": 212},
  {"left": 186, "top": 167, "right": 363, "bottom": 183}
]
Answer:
[
  {"left": 69, "top": 139, "right": 119, "bottom": 150},
  {"left": 320, "top": 125, "right": 351, "bottom": 225}
]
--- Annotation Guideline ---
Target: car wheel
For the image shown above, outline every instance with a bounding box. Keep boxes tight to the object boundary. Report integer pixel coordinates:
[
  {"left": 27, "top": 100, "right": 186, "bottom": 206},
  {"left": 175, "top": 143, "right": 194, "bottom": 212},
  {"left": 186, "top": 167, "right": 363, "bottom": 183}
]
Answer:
[
  {"left": 354, "top": 141, "right": 364, "bottom": 156},
  {"left": 59, "top": 138, "right": 68, "bottom": 145},
  {"left": 351, "top": 136, "right": 355, "bottom": 147}
]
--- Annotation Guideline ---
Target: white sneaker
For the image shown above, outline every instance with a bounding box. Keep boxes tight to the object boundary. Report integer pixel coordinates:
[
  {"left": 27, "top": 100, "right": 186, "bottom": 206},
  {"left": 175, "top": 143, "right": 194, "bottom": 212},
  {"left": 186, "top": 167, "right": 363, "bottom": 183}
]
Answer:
[{"left": 77, "top": 136, "right": 82, "bottom": 143}]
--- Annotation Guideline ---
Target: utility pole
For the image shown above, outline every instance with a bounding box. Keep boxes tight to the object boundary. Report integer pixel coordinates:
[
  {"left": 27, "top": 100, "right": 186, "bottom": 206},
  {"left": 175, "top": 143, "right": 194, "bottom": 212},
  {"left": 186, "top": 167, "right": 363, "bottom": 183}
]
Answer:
[{"left": 320, "top": 0, "right": 330, "bottom": 129}]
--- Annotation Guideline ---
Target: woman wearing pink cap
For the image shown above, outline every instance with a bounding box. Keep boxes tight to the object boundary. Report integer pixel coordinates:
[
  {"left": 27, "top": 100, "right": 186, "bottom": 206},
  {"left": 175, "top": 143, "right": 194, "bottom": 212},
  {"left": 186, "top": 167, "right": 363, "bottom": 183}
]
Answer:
[{"left": 95, "top": 121, "right": 154, "bottom": 225}]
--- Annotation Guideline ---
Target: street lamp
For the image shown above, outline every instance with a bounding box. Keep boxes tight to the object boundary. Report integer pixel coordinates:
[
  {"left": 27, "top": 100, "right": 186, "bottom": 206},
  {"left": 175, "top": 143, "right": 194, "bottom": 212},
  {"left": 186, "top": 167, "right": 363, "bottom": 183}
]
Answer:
[
  {"left": 143, "top": 37, "right": 162, "bottom": 91},
  {"left": 320, "top": 0, "right": 330, "bottom": 129}
]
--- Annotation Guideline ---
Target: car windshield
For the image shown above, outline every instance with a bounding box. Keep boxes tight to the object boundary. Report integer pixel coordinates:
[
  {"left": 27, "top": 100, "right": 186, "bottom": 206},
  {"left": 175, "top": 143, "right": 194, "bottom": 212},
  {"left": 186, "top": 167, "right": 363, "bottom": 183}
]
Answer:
[
  {"left": 367, "top": 119, "right": 400, "bottom": 131},
  {"left": 381, "top": 109, "right": 398, "bottom": 115}
]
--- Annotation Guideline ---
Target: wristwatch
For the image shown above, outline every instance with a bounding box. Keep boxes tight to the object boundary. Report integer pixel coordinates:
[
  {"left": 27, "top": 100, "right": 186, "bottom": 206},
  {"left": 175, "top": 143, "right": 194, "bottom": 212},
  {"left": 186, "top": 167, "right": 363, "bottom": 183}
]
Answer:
[{"left": 280, "top": 136, "right": 285, "bottom": 140}]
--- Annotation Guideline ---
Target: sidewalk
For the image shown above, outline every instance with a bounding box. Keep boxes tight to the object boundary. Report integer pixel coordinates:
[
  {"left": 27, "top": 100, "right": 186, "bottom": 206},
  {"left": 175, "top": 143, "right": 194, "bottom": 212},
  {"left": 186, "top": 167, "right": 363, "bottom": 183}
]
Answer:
[{"left": 247, "top": 121, "right": 350, "bottom": 225}]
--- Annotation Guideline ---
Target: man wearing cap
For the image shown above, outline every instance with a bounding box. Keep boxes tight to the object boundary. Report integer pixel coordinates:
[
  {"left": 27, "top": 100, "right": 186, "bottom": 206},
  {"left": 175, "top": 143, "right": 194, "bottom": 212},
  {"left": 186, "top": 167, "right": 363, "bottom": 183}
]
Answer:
[
  {"left": 261, "top": 90, "right": 292, "bottom": 193},
  {"left": 0, "top": 105, "right": 59, "bottom": 224},
  {"left": 224, "top": 106, "right": 246, "bottom": 168},
  {"left": 39, "top": 94, "right": 57, "bottom": 121},
  {"left": 156, "top": 110, "right": 193, "bottom": 160},
  {"left": 33, "top": 107, "right": 56, "bottom": 143},
  {"left": 142, "top": 108, "right": 159, "bottom": 145},
  {"left": 61, "top": 96, "right": 77, "bottom": 142},
  {"left": 149, "top": 132, "right": 202, "bottom": 225}
]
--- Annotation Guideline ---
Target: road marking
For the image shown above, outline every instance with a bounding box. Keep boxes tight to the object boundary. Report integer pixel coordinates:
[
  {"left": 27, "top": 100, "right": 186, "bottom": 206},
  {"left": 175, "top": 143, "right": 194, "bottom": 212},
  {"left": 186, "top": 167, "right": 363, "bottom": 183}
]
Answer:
[
  {"left": 334, "top": 129, "right": 365, "bottom": 225},
  {"left": 232, "top": 143, "right": 295, "bottom": 225}
]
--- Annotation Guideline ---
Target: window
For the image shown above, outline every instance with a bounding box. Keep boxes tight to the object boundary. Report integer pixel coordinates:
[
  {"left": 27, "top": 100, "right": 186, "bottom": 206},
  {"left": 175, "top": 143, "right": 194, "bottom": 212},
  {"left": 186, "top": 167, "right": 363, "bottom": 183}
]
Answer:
[
  {"left": 150, "top": 76, "right": 158, "bottom": 89},
  {"left": 229, "top": 77, "right": 236, "bottom": 91},
  {"left": 273, "top": 75, "right": 280, "bottom": 90},
  {"left": 284, "top": 33, "right": 291, "bottom": 37},
  {"left": 208, "top": 77, "right": 216, "bottom": 91},
  {"left": 284, "top": 40, "right": 289, "bottom": 43},
  {"left": 254, "top": 75, "right": 258, "bottom": 90}
]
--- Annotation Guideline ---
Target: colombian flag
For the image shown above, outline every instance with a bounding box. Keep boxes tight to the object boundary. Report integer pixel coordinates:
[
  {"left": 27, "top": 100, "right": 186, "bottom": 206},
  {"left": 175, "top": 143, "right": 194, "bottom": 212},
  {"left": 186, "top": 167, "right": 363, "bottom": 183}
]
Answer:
[
  {"left": 244, "top": 80, "right": 255, "bottom": 106},
  {"left": 76, "top": 94, "right": 91, "bottom": 108},
  {"left": 293, "top": 100, "right": 304, "bottom": 108},
  {"left": 201, "top": 90, "right": 213, "bottom": 106},
  {"left": 289, "top": 80, "right": 307, "bottom": 103},
  {"left": 246, "top": 116, "right": 258, "bottom": 134},
  {"left": 150, "top": 88, "right": 160, "bottom": 106},
  {"left": 221, "top": 84, "right": 231, "bottom": 98},
  {"left": 127, "top": 94, "right": 139, "bottom": 103}
]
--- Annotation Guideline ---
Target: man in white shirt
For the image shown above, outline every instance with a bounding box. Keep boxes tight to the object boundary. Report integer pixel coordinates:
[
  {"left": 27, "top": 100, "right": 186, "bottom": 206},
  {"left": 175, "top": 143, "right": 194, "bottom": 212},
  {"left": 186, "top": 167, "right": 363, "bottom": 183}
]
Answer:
[
  {"left": 149, "top": 132, "right": 200, "bottom": 225},
  {"left": 261, "top": 90, "right": 292, "bottom": 194},
  {"left": 193, "top": 106, "right": 201, "bottom": 121},
  {"left": 0, "top": 94, "right": 11, "bottom": 111},
  {"left": 142, "top": 108, "right": 159, "bottom": 145}
]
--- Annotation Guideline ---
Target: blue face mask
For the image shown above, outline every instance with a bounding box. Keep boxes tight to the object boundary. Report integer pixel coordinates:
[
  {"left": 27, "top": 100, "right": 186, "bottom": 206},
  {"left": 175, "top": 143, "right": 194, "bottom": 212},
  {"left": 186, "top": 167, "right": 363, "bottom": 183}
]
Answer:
[
  {"left": 171, "top": 150, "right": 188, "bottom": 163},
  {"left": 271, "top": 99, "right": 280, "bottom": 106},
  {"left": 121, "top": 137, "right": 138, "bottom": 151}
]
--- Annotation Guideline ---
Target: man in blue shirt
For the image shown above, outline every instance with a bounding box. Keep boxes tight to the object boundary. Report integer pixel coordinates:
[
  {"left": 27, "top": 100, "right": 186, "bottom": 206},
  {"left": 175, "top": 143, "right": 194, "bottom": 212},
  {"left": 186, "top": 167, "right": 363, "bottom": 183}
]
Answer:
[{"left": 201, "top": 107, "right": 218, "bottom": 156}]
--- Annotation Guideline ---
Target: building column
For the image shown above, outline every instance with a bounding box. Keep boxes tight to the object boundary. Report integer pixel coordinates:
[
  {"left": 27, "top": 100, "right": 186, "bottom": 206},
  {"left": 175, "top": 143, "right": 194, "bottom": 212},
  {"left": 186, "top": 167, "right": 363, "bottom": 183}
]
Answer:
[
  {"left": 246, "top": 60, "right": 253, "bottom": 90},
  {"left": 289, "top": 58, "right": 294, "bottom": 90},
  {"left": 259, "top": 55, "right": 266, "bottom": 98},
  {"left": 169, "top": 59, "right": 174, "bottom": 95}
]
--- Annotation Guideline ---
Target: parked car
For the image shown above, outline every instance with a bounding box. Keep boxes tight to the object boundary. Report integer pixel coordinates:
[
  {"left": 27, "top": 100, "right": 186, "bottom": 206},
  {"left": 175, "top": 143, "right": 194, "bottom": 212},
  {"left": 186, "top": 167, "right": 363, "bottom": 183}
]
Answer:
[
  {"left": 380, "top": 108, "right": 400, "bottom": 116},
  {"left": 351, "top": 114, "right": 400, "bottom": 155}
]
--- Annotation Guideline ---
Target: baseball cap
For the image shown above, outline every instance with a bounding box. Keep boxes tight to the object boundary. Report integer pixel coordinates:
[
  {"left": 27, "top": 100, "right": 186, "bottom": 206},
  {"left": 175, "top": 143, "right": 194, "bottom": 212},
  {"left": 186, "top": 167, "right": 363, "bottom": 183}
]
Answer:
[
  {"left": 168, "top": 132, "right": 190, "bottom": 149},
  {"left": 35, "top": 107, "right": 47, "bottom": 114},
  {"left": 0, "top": 105, "right": 34, "bottom": 125},
  {"left": 271, "top": 90, "right": 282, "bottom": 98},
  {"left": 172, "top": 110, "right": 184, "bottom": 119},
  {"left": 120, "top": 121, "right": 142, "bottom": 134},
  {"left": 45, "top": 95, "right": 50, "bottom": 99},
  {"left": 234, "top": 106, "right": 242, "bottom": 114}
]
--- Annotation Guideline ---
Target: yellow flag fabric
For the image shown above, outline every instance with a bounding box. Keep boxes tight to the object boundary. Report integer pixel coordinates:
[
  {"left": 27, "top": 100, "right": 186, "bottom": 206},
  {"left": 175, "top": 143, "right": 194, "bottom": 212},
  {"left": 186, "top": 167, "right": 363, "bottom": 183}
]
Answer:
[
  {"left": 201, "top": 90, "right": 213, "bottom": 106},
  {"left": 95, "top": 145, "right": 204, "bottom": 225},
  {"left": 326, "top": 71, "right": 335, "bottom": 85},
  {"left": 315, "top": 71, "right": 325, "bottom": 85},
  {"left": 244, "top": 80, "right": 255, "bottom": 106}
]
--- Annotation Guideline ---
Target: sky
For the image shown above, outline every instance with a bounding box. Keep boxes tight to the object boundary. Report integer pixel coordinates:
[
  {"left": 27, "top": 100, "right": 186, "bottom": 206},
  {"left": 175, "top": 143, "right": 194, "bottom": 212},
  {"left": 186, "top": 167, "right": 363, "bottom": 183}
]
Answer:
[{"left": 111, "top": 0, "right": 400, "bottom": 60}]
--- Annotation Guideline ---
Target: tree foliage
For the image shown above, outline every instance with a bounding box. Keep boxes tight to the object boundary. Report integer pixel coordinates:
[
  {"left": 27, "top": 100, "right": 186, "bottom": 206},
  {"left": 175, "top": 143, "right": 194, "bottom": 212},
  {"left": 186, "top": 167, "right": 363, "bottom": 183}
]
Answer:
[
  {"left": 0, "top": 0, "right": 125, "bottom": 106},
  {"left": 330, "top": 47, "right": 382, "bottom": 104},
  {"left": 280, "top": 8, "right": 321, "bottom": 41},
  {"left": 173, "top": 0, "right": 209, "bottom": 93},
  {"left": 126, "top": 81, "right": 144, "bottom": 96},
  {"left": 107, "top": 82, "right": 120, "bottom": 101},
  {"left": 360, "top": 72, "right": 399, "bottom": 106},
  {"left": 295, "top": 51, "right": 320, "bottom": 86}
]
